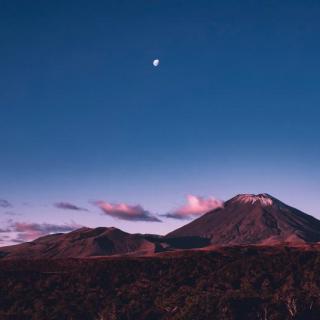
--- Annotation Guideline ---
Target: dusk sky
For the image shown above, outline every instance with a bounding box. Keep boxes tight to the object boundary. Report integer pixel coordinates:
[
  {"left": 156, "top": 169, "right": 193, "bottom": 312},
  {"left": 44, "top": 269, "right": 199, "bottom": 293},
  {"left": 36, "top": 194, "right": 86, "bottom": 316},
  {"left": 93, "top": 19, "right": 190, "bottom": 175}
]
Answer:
[{"left": 1, "top": 0, "right": 320, "bottom": 245}]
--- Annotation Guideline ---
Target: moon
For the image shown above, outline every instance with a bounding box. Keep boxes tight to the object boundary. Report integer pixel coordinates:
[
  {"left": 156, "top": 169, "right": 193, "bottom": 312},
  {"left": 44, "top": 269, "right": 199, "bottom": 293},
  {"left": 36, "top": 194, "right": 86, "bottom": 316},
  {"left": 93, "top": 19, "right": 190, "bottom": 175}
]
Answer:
[{"left": 153, "top": 59, "right": 160, "bottom": 67}]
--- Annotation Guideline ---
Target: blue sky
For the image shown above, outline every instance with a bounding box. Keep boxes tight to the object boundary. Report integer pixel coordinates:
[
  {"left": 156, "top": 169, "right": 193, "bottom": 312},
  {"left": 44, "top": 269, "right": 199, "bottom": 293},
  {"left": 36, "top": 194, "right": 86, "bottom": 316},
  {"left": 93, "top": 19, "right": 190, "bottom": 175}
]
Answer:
[{"left": 0, "top": 0, "right": 320, "bottom": 244}]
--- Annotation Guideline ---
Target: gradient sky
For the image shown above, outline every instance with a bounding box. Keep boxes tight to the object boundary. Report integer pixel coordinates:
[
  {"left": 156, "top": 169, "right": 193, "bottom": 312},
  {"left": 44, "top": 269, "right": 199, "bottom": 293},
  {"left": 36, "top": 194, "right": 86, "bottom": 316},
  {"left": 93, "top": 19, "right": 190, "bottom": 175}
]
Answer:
[{"left": 1, "top": 0, "right": 320, "bottom": 245}]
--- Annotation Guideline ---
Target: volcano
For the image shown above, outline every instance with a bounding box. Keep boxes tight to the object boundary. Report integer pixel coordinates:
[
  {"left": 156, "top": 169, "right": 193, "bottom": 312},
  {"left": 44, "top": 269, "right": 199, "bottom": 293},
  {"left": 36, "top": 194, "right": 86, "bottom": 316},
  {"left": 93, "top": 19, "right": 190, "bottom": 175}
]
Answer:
[
  {"left": 1, "top": 193, "right": 320, "bottom": 259},
  {"left": 166, "top": 193, "right": 320, "bottom": 245}
]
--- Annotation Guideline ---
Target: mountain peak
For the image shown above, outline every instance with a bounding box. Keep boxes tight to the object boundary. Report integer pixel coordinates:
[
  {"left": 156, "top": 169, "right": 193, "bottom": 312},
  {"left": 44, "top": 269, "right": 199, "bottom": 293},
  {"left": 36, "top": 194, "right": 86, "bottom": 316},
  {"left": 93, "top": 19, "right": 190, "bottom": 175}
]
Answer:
[
  {"left": 230, "top": 193, "right": 279, "bottom": 207},
  {"left": 167, "top": 193, "right": 320, "bottom": 245}
]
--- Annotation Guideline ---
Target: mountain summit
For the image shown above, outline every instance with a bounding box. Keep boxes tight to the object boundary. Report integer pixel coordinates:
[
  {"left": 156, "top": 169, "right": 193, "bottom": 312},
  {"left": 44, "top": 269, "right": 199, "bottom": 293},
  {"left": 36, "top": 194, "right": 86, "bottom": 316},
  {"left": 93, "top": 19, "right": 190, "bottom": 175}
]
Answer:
[
  {"left": 167, "top": 193, "right": 320, "bottom": 245},
  {"left": 230, "top": 193, "right": 281, "bottom": 206}
]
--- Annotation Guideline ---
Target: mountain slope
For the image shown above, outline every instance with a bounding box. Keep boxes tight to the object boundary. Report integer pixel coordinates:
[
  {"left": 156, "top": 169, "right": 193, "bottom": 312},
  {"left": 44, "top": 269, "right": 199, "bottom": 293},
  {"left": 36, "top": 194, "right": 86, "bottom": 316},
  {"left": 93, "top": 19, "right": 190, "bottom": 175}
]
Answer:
[
  {"left": 166, "top": 193, "right": 320, "bottom": 245},
  {"left": 0, "top": 227, "right": 211, "bottom": 259},
  {"left": 0, "top": 227, "right": 157, "bottom": 259}
]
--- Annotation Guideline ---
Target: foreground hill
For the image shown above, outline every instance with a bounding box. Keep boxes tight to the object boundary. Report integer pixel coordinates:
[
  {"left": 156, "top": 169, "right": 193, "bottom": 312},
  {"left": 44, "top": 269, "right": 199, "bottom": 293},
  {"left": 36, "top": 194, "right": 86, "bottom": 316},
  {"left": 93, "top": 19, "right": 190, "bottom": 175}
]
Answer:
[
  {"left": 0, "top": 227, "right": 210, "bottom": 259},
  {"left": 0, "top": 245, "right": 320, "bottom": 319},
  {"left": 0, "top": 227, "right": 157, "bottom": 259},
  {"left": 167, "top": 193, "right": 320, "bottom": 245}
]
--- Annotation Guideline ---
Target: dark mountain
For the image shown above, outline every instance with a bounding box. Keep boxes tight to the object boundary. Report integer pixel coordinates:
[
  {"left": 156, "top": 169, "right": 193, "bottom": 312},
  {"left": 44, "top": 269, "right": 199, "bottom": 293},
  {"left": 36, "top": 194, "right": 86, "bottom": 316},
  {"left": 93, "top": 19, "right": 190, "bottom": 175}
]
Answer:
[
  {"left": 0, "top": 227, "right": 158, "bottom": 259},
  {"left": 2, "top": 193, "right": 320, "bottom": 259},
  {"left": 0, "top": 227, "right": 211, "bottom": 259},
  {"left": 167, "top": 193, "right": 320, "bottom": 245}
]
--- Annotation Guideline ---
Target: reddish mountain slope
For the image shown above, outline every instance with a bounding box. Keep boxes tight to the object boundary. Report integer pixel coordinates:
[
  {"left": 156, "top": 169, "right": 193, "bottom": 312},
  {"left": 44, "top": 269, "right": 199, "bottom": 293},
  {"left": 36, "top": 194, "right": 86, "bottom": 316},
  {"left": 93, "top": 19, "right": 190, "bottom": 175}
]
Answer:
[
  {"left": 167, "top": 193, "right": 320, "bottom": 245},
  {"left": 0, "top": 227, "right": 156, "bottom": 259}
]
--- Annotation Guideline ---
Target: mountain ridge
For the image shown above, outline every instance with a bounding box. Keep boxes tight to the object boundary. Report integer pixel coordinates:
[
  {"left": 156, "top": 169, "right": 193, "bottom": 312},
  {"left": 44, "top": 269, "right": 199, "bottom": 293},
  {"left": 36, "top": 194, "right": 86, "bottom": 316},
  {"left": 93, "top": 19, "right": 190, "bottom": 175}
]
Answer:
[{"left": 1, "top": 193, "right": 320, "bottom": 259}]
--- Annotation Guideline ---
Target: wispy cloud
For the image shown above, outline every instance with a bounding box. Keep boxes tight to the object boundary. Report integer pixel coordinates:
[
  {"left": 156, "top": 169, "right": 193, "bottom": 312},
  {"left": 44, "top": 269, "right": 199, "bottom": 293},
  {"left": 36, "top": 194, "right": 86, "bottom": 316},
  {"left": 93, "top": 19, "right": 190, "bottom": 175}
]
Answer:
[
  {"left": 163, "top": 195, "right": 224, "bottom": 220},
  {"left": 0, "top": 235, "right": 11, "bottom": 245},
  {"left": 8, "top": 221, "right": 82, "bottom": 241},
  {"left": 10, "top": 221, "right": 80, "bottom": 234},
  {"left": 0, "top": 199, "right": 12, "bottom": 208},
  {"left": 3, "top": 211, "right": 21, "bottom": 216},
  {"left": 94, "top": 201, "right": 161, "bottom": 222},
  {"left": 54, "top": 202, "right": 88, "bottom": 211}
]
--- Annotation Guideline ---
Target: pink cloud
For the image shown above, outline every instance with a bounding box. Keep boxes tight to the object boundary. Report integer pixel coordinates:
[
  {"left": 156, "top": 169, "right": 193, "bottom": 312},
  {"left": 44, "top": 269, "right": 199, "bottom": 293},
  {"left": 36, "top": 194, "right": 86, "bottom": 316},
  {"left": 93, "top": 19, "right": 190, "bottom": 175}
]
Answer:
[
  {"left": 164, "top": 195, "right": 224, "bottom": 220},
  {"left": 94, "top": 201, "right": 161, "bottom": 222}
]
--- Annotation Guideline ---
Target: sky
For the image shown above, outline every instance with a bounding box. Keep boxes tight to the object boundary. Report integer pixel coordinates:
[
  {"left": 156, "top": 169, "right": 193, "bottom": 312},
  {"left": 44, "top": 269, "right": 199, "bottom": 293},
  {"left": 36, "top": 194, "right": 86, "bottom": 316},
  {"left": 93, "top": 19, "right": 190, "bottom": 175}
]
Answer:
[{"left": 1, "top": 0, "right": 320, "bottom": 245}]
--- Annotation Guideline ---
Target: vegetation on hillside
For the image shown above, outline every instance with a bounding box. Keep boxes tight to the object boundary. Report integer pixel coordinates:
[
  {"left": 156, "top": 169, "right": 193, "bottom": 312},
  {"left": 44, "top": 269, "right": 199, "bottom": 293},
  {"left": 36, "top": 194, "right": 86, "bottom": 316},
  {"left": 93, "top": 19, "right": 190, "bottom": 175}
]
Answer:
[{"left": 0, "top": 246, "right": 320, "bottom": 319}]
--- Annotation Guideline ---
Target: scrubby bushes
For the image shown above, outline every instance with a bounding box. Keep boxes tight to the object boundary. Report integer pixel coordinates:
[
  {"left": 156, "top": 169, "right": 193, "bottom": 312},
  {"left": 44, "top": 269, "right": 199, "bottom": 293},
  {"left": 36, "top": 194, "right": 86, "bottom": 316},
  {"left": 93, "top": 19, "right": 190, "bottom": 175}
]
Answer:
[{"left": 0, "top": 247, "right": 320, "bottom": 319}]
